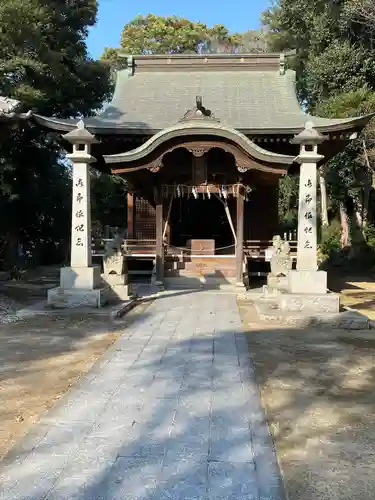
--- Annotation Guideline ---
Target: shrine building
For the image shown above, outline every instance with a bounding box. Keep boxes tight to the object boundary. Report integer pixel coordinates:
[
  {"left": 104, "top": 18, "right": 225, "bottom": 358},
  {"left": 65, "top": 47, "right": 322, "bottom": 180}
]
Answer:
[{"left": 35, "top": 53, "right": 372, "bottom": 295}]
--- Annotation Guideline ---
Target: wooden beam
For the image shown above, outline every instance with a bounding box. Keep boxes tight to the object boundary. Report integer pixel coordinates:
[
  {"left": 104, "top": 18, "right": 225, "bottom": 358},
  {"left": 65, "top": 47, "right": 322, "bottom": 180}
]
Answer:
[
  {"left": 236, "top": 189, "right": 245, "bottom": 285},
  {"left": 163, "top": 196, "right": 173, "bottom": 241},
  {"left": 214, "top": 194, "right": 237, "bottom": 244},
  {"left": 127, "top": 192, "right": 135, "bottom": 238},
  {"left": 155, "top": 190, "right": 164, "bottom": 285}
]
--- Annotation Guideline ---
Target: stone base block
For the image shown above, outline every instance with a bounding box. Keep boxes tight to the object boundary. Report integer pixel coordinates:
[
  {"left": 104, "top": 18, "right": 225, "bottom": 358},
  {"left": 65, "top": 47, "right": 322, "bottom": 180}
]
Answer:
[
  {"left": 164, "top": 276, "right": 237, "bottom": 290},
  {"left": 108, "top": 284, "right": 130, "bottom": 301},
  {"left": 102, "top": 273, "right": 128, "bottom": 287},
  {"left": 236, "top": 281, "right": 246, "bottom": 289},
  {"left": 47, "top": 286, "right": 110, "bottom": 309},
  {"left": 262, "top": 285, "right": 282, "bottom": 298},
  {"left": 280, "top": 292, "right": 340, "bottom": 314},
  {"left": 267, "top": 275, "right": 289, "bottom": 292},
  {"left": 60, "top": 266, "right": 101, "bottom": 290},
  {"left": 0, "top": 271, "right": 10, "bottom": 281},
  {"left": 255, "top": 301, "right": 368, "bottom": 330},
  {"left": 102, "top": 273, "right": 130, "bottom": 301},
  {"left": 288, "top": 270, "right": 327, "bottom": 295}
]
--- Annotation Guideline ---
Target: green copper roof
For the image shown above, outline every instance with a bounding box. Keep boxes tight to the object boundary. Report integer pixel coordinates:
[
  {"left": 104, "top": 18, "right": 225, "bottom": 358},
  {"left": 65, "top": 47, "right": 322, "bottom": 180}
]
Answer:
[
  {"left": 103, "top": 120, "right": 295, "bottom": 166},
  {"left": 106, "top": 69, "right": 352, "bottom": 131},
  {"left": 33, "top": 54, "right": 373, "bottom": 135}
]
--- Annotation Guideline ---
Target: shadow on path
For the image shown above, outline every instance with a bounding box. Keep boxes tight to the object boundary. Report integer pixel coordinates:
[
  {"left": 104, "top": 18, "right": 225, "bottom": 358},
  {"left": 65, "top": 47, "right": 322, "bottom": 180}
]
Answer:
[{"left": 0, "top": 292, "right": 283, "bottom": 500}]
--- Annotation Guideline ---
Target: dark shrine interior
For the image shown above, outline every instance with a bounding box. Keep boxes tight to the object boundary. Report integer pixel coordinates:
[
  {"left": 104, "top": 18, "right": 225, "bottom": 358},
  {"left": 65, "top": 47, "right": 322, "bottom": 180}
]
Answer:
[{"left": 169, "top": 196, "right": 235, "bottom": 251}]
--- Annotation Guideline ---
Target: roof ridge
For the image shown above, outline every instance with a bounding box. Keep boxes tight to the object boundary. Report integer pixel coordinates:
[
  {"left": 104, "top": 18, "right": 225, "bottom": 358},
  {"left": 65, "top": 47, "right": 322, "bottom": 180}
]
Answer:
[
  {"left": 118, "top": 51, "right": 296, "bottom": 60},
  {"left": 120, "top": 52, "right": 294, "bottom": 74}
]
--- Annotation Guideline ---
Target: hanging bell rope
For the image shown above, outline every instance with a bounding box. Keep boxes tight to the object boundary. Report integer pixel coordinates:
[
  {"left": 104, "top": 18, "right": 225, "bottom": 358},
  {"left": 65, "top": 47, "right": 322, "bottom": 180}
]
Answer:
[{"left": 160, "top": 183, "right": 253, "bottom": 199}]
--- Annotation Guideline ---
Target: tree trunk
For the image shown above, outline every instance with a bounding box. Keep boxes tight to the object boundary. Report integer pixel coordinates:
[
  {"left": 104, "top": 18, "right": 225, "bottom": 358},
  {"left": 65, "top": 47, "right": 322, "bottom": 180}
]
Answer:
[
  {"left": 6, "top": 232, "right": 19, "bottom": 270},
  {"left": 319, "top": 166, "right": 329, "bottom": 228},
  {"left": 362, "top": 187, "right": 370, "bottom": 227},
  {"left": 340, "top": 202, "right": 350, "bottom": 248},
  {"left": 362, "top": 139, "right": 372, "bottom": 227},
  {"left": 353, "top": 196, "right": 364, "bottom": 229}
]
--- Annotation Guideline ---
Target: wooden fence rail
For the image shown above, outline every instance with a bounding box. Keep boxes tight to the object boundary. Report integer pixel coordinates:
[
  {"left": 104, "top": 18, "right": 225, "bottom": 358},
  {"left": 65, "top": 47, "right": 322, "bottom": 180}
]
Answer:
[{"left": 92, "top": 238, "right": 298, "bottom": 261}]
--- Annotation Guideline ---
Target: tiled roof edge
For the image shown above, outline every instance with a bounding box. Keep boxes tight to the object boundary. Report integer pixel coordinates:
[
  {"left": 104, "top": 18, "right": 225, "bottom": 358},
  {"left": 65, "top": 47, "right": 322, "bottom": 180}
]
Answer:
[{"left": 117, "top": 52, "right": 296, "bottom": 73}]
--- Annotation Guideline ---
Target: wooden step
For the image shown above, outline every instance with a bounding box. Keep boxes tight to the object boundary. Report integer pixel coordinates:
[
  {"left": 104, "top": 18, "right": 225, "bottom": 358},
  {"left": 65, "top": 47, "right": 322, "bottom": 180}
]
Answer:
[
  {"left": 165, "top": 269, "right": 237, "bottom": 278},
  {"left": 165, "top": 258, "right": 237, "bottom": 276}
]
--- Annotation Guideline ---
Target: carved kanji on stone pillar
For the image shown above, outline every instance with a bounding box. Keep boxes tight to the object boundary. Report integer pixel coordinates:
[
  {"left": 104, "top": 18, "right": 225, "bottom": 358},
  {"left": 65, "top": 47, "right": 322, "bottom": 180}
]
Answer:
[
  {"left": 288, "top": 121, "right": 328, "bottom": 295},
  {"left": 47, "top": 121, "right": 109, "bottom": 308}
]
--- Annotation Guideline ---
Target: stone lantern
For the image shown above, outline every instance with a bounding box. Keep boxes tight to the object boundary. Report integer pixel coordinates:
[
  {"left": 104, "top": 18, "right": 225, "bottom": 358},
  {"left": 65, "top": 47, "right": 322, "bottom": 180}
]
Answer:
[
  {"left": 47, "top": 120, "right": 109, "bottom": 308},
  {"left": 288, "top": 122, "right": 332, "bottom": 297}
]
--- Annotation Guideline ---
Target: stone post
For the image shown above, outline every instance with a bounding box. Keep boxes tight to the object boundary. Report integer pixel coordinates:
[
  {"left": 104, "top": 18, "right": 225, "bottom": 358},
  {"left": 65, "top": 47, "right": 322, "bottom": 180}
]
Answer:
[
  {"left": 47, "top": 120, "right": 109, "bottom": 308},
  {"left": 288, "top": 122, "right": 328, "bottom": 295}
]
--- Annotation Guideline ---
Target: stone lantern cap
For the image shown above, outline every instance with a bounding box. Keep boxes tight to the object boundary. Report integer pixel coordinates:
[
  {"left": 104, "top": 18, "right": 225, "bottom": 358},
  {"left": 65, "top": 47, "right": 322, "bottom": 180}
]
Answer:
[
  {"left": 291, "top": 121, "right": 326, "bottom": 145},
  {"left": 62, "top": 119, "right": 99, "bottom": 145}
]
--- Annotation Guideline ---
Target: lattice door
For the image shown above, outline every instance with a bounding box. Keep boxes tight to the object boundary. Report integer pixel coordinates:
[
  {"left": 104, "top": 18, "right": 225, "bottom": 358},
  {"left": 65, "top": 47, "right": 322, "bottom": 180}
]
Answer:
[{"left": 135, "top": 197, "right": 156, "bottom": 239}]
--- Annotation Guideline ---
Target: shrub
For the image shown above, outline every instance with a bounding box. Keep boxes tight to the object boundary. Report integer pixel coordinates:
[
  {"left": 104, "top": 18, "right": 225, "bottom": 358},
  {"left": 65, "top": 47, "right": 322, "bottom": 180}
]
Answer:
[
  {"left": 319, "top": 221, "right": 342, "bottom": 258},
  {"left": 362, "top": 223, "right": 375, "bottom": 249}
]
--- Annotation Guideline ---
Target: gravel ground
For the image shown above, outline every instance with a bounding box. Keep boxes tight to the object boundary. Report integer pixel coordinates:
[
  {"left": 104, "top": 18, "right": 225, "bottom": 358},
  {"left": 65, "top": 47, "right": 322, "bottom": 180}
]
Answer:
[
  {"left": 0, "top": 294, "right": 26, "bottom": 324},
  {"left": 239, "top": 300, "right": 375, "bottom": 500}
]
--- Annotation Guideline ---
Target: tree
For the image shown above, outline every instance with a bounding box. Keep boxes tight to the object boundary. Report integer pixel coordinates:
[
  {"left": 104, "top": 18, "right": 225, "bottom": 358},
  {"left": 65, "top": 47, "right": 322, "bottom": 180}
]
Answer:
[
  {"left": 0, "top": 0, "right": 112, "bottom": 116},
  {"left": 234, "top": 30, "right": 270, "bottom": 53},
  {"left": 262, "top": 0, "right": 375, "bottom": 252},
  {"left": 319, "top": 166, "right": 329, "bottom": 228},
  {"left": 102, "top": 14, "right": 207, "bottom": 59},
  {"left": 0, "top": 0, "right": 113, "bottom": 268},
  {"left": 278, "top": 175, "right": 299, "bottom": 230},
  {"left": 318, "top": 88, "right": 375, "bottom": 236},
  {"left": 352, "top": 0, "right": 375, "bottom": 26},
  {"left": 102, "top": 14, "right": 241, "bottom": 62},
  {"left": 91, "top": 172, "right": 129, "bottom": 232},
  {"left": 262, "top": 0, "right": 375, "bottom": 107}
]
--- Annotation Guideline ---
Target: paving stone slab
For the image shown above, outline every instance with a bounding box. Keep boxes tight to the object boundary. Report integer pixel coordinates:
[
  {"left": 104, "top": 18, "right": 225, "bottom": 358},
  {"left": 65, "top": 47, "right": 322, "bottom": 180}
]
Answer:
[{"left": 0, "top": 291, "right": 284, "bottom": 500}]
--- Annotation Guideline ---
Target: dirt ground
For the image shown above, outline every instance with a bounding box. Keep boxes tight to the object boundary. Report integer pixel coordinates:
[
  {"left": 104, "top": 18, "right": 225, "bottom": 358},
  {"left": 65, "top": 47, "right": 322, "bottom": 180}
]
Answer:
[
  {"left": 331, "top": 275, "right": 375, "bottom": 320},
  {"left": 238, "top": 300, "right": 375, "bottom": 500},
  {"left": 0, "top": 303, "right": 149, "bottom": 460}
]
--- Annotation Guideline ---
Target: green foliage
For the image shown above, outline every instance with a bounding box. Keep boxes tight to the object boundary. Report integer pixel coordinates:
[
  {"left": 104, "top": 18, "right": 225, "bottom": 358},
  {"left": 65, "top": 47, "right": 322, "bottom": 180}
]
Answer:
[
  {"left": 102, "top": 14, "right": 270, "bottom": 61},
  {"left": 305, "top": 42, "right": 374, "bottom": 106},
  {"left": 362, "top": 222, "right": 375, "bottom": 248},
  {"left": 118, "top": 14, "right": 212, "bottom": 55},
  {"left": 91, "top": 172, "right": 128, "bottom": 230},
  {"left": 319, "top": 221, "right": 342, "bottom": 258},
  {"left": 233, "top": 30, "right": 270, "bottom": 53},
  {"left": 262, "top": 0, "right": 375, "bottom": 106},
  {"left": 263, "top": 0, "right": 375, "bottom": 271},
  {"left": 278, "top": 175, "right": 299, "bottom": 229},
  {"left": 315, "top": 86, "right": 375, "bottom": 117},
  {"left": 0, "top": 0, "right": 113, "bottom": 269},
  {"left": 0, "top": 0, "right": 112, "bottom": 116}
]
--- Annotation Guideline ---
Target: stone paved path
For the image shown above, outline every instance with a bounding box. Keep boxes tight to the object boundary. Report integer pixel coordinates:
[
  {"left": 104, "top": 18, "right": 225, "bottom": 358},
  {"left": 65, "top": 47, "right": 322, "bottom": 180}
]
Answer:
[{"left": 0, "top": 291, "right": 284, "bottom": 500}]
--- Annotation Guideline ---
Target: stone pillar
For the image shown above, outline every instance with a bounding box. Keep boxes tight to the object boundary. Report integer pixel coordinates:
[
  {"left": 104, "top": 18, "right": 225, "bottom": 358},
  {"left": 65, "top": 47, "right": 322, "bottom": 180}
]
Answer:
[
  {"left": 288, "top": 122, "right": 327, "bottom": 295},
  {"left": 236, "top": 187, "right": 245, "bottom": 287},
  {"left": 70, "top": 151, "right": 93, "bottom": 269},
  {"left": 48, "top": 120, "right": 109, "bottom": 308},
  {"left": 296, "top": 157, "right": 319, "bottom": 271}
]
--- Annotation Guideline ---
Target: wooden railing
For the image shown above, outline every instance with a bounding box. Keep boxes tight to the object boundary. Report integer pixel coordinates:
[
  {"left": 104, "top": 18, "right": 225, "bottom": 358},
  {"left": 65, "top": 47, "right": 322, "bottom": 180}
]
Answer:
[
  {"left": 122, "top": 239, "right": 156, "bottom": 255},
  {"left": 92, "top": 238, "right": 156, "bottom": 257},
  {"left": 92, "top": 237, "right": 298, "bottom": 261}
]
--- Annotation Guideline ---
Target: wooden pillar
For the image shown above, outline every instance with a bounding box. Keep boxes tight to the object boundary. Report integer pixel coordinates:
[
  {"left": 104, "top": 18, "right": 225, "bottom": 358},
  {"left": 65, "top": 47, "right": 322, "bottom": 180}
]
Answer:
[
  {"left": 236, "top": 189, "right": 245, "bottom": 286},
  {"left": 127, "top": 192, "right": 134, "bottom": 238},
  {"left": 155, "top": 190, "right": 164, "bottom": 285}
]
